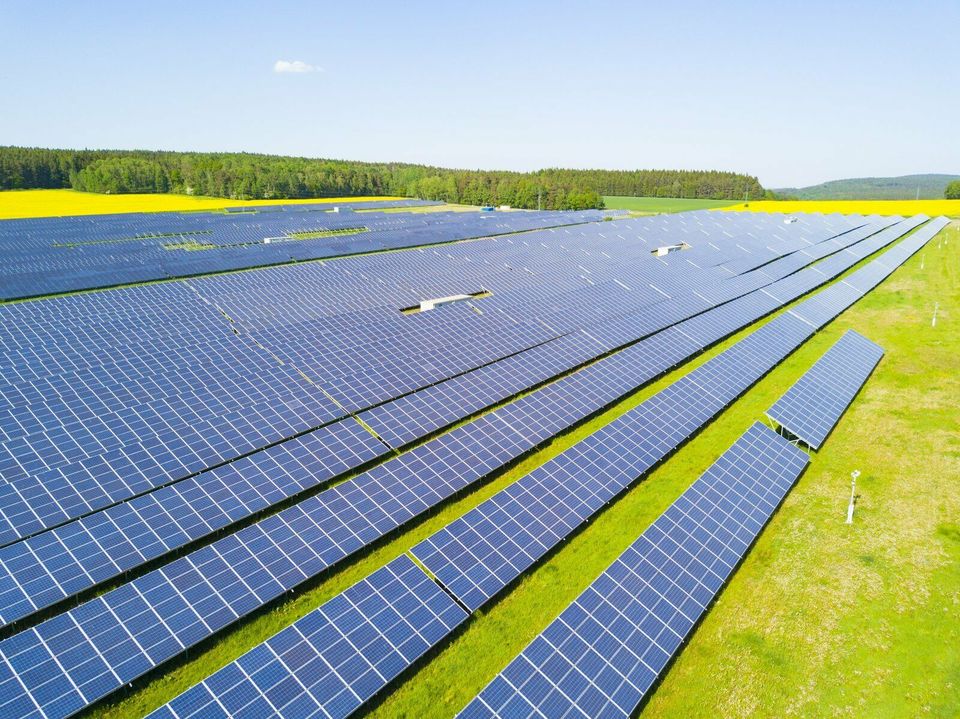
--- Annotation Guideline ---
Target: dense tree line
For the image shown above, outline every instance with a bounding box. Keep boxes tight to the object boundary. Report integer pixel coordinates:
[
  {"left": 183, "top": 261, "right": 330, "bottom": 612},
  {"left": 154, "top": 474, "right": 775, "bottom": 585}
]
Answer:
[
  {"left": 540, "top": 168, "right": 765, "bottom": 201},
  {"left": 0, "top": 146, "right": 767, "bottom": 210},
  {"left": 945, "top": 180, "right": 960, "bottom": 200}
]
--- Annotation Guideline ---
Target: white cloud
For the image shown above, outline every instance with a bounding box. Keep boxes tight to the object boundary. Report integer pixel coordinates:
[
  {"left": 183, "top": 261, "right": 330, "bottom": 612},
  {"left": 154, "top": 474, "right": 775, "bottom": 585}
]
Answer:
[{"left": 273, "top": 60, "right": 320, "bottom": 74}]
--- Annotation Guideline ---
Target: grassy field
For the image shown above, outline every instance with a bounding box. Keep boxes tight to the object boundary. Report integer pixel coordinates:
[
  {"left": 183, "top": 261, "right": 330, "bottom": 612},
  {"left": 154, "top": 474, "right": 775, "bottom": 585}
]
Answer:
[
  {"left": 603, "top": 196, "right": 740, "bottom": 213},
  {"left": 0, "top": 189, "right": 405, "bottom": 219},
  {"left": 86, "top": 221, "right": 958, "bottom": 719},
  {"left": 721, "top": 198, "right": 960, "bottom": 218}
]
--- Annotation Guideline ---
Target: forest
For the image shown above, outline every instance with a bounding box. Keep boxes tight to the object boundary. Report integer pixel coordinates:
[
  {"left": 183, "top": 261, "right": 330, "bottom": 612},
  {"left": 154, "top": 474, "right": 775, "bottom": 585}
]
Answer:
[{"left": 0, "top": 146, "right": 767, "bottom": 210}]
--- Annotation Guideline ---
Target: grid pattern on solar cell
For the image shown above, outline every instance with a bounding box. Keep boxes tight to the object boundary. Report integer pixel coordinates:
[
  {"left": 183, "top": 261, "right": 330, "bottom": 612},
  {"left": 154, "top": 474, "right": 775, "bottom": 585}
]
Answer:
[
  {"left": 0, "top": 214, "right": 947, "bottom": 719},
  {"left": 457, "top": 423, "right": 809, "bottom": 719},
  {"left": 0, "top": 214, "right": 935, "bottom": 631},
  {"left": 144, "top": 555, "right": 467, "bottom": 719},
  {"left": 766, "top": 330, "right": 884, "bottom": 448}
]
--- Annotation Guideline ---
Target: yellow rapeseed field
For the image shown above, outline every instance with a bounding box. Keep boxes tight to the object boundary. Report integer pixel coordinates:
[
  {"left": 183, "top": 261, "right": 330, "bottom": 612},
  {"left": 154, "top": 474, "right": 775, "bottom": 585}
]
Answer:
[
  {"left": 720, "top": 199, "right": 960, "bottom": 217},
  {"left": 0, "top": 190, "right": 406, "bottom": 220}
]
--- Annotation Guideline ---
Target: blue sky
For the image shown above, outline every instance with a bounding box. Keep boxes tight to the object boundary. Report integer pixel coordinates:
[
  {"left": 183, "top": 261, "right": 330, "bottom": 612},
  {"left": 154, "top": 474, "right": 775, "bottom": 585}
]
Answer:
[{"left": 1, "top": 0, "right": 956, "bottom": 187}]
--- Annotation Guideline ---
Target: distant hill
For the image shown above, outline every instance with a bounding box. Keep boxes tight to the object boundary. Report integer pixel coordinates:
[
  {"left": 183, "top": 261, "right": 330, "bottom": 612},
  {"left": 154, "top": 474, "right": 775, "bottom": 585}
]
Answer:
[{"left": 775, "top": 174, "right": 960, "bottom": 200}]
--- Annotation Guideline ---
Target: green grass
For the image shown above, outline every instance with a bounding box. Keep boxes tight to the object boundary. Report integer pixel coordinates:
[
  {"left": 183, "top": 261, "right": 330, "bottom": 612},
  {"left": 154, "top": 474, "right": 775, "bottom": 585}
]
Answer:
[
  {"left": 162, "top": 241, "right": 217, "bottom": 251},
  {"left": 85, "top": 222, "right": 958, "bottom": 719},
  {"left": 285, "top": 226, "right": 369, "bottom": 240},
  {"left": 603, "top": 196, "right": 740, "bottom": 213}
]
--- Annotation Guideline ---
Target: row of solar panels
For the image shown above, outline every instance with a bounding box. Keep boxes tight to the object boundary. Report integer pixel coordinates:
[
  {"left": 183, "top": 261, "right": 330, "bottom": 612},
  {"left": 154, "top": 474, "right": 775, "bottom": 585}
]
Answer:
[
  {"left": 0, "top": 211, "right": 877, "bottom": 554},
  {"left": 148, "top": 315, "right": 892, "bottom": 718},
  {"left": 0, "top": 207, "right": 606, "bottom": 299},
  {"left": 0, "top": 214, "right": 917, "bottom": 628},
  {"left": 0, "top": 216, "right": 946, "bottom": 719}
]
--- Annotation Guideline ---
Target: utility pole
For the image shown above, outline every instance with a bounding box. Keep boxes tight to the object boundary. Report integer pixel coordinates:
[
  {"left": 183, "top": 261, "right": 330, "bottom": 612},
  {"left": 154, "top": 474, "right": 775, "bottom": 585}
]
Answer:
[{"left": 916, "top": 185, "right": 920, "bottom": 201}]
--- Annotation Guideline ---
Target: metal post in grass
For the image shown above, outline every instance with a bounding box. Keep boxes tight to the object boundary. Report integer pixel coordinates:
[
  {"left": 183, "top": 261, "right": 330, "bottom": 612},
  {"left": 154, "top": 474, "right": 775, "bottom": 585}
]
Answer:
[
  {"left": 846, "top": 470, "right": 860, "bottom": 524},
  {"left": 932, "top": 302, "right": 939, "bottom": 328}
]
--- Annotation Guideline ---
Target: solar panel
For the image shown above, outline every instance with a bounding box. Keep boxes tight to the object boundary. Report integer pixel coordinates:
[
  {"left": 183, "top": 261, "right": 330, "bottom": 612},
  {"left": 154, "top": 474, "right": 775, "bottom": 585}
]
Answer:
[
  {"left": 0, "top": 225, "right": 871, "bottom": 629},
  {"left": 767, "top": 330, "right": 884, "bottom": 448},
  {"left": 145, "top": 554, "right": 467, "bottom": 719},
  {"left": 457, "top": 423, "right": 809, "bottom": 719}
]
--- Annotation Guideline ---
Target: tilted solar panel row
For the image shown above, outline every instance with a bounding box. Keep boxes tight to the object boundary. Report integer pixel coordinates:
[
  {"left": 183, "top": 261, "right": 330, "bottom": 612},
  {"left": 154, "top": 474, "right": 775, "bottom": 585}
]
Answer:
[
  {"left": 458, "top": 424, "right": 809, "bottom": 719},
  {"left": 767, "top": 330, "right": 884, "bottom": 448},
  {"left": 142, "top": 554, "right": 467, "bottom": 719}
]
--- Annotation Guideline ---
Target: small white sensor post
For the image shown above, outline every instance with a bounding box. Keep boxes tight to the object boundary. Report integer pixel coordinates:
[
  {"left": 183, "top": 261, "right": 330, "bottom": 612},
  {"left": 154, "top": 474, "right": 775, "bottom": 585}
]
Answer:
[{"left": 845, "top": 470, "right": 860, "bottom": 524}]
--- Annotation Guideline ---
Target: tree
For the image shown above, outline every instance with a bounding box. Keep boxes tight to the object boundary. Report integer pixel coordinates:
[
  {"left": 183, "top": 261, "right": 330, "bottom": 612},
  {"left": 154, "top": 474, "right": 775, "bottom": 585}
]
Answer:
[
  {"left": 945, "top": 180, "right": 960, "bottom": 200},
  {"left": 0, "top": 146, "right": 768, "bottom": 210}
]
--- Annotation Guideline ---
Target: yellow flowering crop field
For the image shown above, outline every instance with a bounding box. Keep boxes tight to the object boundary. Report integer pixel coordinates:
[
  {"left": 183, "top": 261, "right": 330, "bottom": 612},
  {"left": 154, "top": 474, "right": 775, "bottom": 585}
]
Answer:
[
  {"left": 720, "top": 198, "right": 960, "bottom": 217},
  {"left": 0, "top": 189, "right": 405, "bottom": 220}
]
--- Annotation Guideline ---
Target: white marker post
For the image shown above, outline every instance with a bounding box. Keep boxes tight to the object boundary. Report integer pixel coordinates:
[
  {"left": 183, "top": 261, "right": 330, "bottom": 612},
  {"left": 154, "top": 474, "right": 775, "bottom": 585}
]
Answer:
[
  {"left": 846, "top": 470, "right": 860, "bottom": 524},
  {"left": 932, "top": 302, "right": 939, "bottom": 328}
]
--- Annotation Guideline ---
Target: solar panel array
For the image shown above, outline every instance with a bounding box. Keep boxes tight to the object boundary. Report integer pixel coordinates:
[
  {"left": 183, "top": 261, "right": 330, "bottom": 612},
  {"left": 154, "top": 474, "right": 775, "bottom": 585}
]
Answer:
[
  {"left": 0, "top": 204, "right": 604, "bottom": 299},
  {"left": 767, "top": 330, "right": 884, "bottom": 448},
  {"left": 406, "top": 215, "right": 953, "bottom": 614},
  {"left": 0, "top": 209, "right": 879, "bottom": 554},
  {"left": 0, "top": 213, "right": 917, "bottom": 631},
  {"left": 0, "top": 209, "right": 948, "bottom": 719},
  {"left": 457, "top": 423, "right": 809, "bottom": 719}
]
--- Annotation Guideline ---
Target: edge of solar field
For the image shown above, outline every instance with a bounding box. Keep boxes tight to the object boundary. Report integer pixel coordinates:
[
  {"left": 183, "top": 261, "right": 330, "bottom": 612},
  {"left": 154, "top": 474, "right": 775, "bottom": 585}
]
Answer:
[
  {"left": 0, "top": 215, "right": 912, "bottom": 632},
  {"left": 121, "top": 216, "right": 947, "bottom": 719}
]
